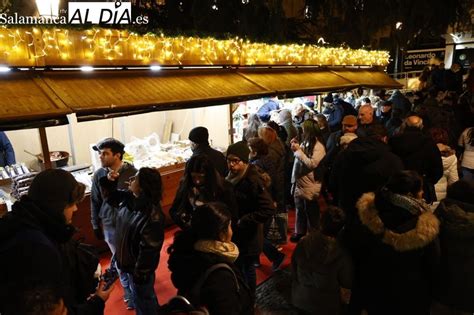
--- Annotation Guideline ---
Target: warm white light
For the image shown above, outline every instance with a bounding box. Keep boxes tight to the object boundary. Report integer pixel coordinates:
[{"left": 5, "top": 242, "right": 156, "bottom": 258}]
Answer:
[
  {"left": 36, "top": 0, "right": 60, "bottom": 17},
  {"left": 80, "top": 66, "right": 94, "bottom": 72},
  {"left": 395, "top": 22, "right": 403, "bottom": 30},
  {"left": 0, "top": 66, "right": 11, "bottom": 72},
  {"left": 150, "top": 65, "right": 162, "bottom": 71}
]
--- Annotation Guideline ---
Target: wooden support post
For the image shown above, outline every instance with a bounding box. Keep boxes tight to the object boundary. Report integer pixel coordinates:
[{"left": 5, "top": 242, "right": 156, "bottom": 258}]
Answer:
[{"left": 39, "top": 127, "right": 52, "bottom": 169}]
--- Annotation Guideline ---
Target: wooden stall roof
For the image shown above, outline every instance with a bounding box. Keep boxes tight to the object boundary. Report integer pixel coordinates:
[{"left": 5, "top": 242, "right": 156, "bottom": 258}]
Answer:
[
  {"left": 0, "top": 67, "right": 402, "bottom": 129},
  {"left": 330, "top": 69, "right": 403, "bottom": 89},
  {"left": 0, "top": 72, "right": 70, "bottom": 126},
  {"left": 237, "top": 68, "right": 358, "bottom": 96},
  {"left": 41, "top": 69, "right": 272, "bottom": 118}
]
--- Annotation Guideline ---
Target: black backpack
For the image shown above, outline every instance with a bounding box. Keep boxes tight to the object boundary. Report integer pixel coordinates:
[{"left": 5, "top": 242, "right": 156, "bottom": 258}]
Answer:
[{"left": 158, "top": 263, "right": 239, "bottom": 315}]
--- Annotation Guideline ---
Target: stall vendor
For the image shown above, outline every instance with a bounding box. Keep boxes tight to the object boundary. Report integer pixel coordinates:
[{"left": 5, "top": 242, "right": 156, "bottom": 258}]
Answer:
[{"left": 0, "top": 132, "right": 16, "bottom": 167}]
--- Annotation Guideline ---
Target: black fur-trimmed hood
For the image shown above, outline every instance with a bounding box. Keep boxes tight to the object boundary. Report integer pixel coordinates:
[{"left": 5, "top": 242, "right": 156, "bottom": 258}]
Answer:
[{"left": 357, "top": 192, "right": 440, "bottom": 252}]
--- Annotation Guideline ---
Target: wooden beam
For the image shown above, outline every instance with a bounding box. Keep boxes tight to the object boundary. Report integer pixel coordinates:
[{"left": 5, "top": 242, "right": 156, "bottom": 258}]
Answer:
[{"left": 38, "top": 127, "right": 52, "bottom": 169}]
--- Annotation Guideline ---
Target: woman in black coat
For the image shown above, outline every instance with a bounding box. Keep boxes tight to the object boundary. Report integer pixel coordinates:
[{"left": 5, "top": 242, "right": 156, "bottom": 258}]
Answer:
[
  {"left": 167, "top": 202, "right": 253, "bottom": 315},
  {"left": 0, "top": 169, "right": 112, "bottom": 315},
  {"left": 355, "top": 170, "right": 440, "bottom": 315},
  {"left": 432, "top": 180, "right": 474, "bottom": 314},
  {"left": 101, "top": 167, "right": 165, "bottom": 315},
  {"left": 170, "top": 155, "right": 238, "bottom": 230}
]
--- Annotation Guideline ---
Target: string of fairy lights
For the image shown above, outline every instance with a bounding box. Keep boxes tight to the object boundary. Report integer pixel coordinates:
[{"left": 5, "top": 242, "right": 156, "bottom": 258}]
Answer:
[{"left": 0, "top": 26, "right": 390, "bottom": 67}]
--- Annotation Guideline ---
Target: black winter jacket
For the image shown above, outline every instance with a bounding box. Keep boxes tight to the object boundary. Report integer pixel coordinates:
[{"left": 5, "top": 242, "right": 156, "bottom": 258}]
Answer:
[
  {"left": 191, "top": 145, "right": 227, "bottom": 177},
  {"left": 102, "top": 179, "right": 165, "bottom": 282},
  {"left": 169, "top": 180, "right": 238, "bottom": 230},
  {"left": 291, "top": 231, "right": 353, "bottom": 315},
  {"left": 329, "top": 137, "right": 403, "bottom": 222},
  {"left": 168, "top": 250, "right": 253, "bottom": 315},
  {"left": 433, "top": 199, "right": 474, "bottom": 312},
  {"left": 355, "top": 192, "right": 440, "bottom": 315},
  {"left": 228, "top": 164, "right": 275, "bottom": 256},
  {"left": 0, "top": 198, "right": 104, "bottom": 315},
  {"left": 389, "top": 128, "right": 443, "bottom": 202}
]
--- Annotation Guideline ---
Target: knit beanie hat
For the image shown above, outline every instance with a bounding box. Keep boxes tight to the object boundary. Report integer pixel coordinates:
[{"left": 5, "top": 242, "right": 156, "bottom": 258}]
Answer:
[
  {"left": 28, "top": 169, "right": 81, "bottom": 221},
  {"left": 226, "top": 141, "right": 250, "bottom": 163},
  {"left": 323, "top": 94, "right": 333, "bottom": 103},
  {"left": 188, "top": 127, "right": 209, "bottom": 145}
]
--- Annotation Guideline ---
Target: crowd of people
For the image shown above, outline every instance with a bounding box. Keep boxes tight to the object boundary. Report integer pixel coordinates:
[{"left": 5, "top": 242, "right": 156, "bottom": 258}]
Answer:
[{"left": 0, "top": 79, "right": 473, "bottom": 315}]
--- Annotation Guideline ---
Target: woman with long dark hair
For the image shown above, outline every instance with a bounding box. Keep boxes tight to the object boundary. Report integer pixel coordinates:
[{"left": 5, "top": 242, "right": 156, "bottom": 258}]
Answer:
[
  {"left": 167, "top": 202, "right": 253, "bottom": 315},
  {"left": 458, "top": 127, "right": 474, "bottom": 181},
  {"left": 101, "top": 167, "right": 165, "bottom": 315},
  {"left": 170, "top": 155, "right": 238, "bottom": 230},
  {"left": 290, "top": 119, "right": 326, "bottom": 242}
]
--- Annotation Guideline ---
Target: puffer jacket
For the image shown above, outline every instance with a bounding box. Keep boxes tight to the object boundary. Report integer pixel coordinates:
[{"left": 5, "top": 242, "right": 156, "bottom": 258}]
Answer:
[
  {"left": 434, "top": 144, "right": 459, "bottom": 202},
  {"left": 433, "top": 199, "right": 474, "bottom": 312},
  {"left": 291, "top": 141, "right": 325, "bottom": 200},
  {"left": 291, "top": 231, "right": 353, "bottom": 315}
]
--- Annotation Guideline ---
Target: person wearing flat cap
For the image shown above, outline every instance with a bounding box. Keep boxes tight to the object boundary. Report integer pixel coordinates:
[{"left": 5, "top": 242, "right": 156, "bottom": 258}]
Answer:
[
  {"left": 90, "top": 137, "right": 137, "bottom": 309},
  {"left": 0, "top": 169, "right": 113, "bottom": 315},
  {"left": 225, "top": 141, "right": 275, "bottom": 296},
  {"left": 188, "top": 126, "right": 227, "bottom": 177}
]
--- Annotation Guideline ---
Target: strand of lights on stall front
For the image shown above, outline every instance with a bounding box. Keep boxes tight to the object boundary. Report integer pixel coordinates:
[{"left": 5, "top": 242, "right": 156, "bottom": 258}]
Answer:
[{"left": 0, "top": 26, "right": 390, "bottom": 67}]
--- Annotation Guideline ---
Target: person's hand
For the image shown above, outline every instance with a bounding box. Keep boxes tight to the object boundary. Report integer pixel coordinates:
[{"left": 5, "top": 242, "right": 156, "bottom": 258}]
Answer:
[
  {"left": 93, "top": 228, "right": 104, "bottom": 241},
  {"left": 94, "top": 279, "right": 115, "bottom": 302},
  {"left": 107, "top": 170, "right": 120, "bottom": 181},
  {"left": 290, "top": 142, "right": 300, "bottom": 152}
]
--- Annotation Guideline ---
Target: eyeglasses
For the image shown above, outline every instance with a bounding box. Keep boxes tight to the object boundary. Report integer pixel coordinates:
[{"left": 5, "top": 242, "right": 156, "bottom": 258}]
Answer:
[{"left": 227, "top": 158, "right": 242, "bottom": 165}]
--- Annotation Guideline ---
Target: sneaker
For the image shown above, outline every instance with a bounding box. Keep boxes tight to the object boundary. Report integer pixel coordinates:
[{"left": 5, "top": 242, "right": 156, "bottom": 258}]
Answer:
[
  {"left": 289, "top": 233, "right": 304, "bottom": 243},
  {"left": 272, "top": 254, "right": 285, "bottom": 272}
]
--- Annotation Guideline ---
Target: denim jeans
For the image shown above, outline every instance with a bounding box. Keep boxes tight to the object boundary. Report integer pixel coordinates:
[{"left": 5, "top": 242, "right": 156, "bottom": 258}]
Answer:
[
  {"left": 103, "top": 225, "right": 131, "bottom": 291},
  {"left": 129, "top": 273, "right": 159, "bottom": 315},
  {"left": 294, "top": 197, "right": 320, "bottom": 235}
]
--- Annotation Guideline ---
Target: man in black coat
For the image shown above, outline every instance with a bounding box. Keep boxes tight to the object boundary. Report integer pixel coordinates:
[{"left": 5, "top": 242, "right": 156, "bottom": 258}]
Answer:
[
  {"left": 330, "top": 124, "right": 403, "bottom": 223},
  {"left": 188, "top": 126, "right": 227, "bottom": 177},
  {"left": 389, "top": 116, "right": 443, "bottom": 204},
  {"left": 225, "top": 141, "right": 275, "bottom": 294}
]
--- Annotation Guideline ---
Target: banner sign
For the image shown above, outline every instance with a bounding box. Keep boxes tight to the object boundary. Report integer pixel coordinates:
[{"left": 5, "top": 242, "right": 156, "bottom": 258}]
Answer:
[{"left": 403, "top": 48, "right": 446, "bottom": 71}]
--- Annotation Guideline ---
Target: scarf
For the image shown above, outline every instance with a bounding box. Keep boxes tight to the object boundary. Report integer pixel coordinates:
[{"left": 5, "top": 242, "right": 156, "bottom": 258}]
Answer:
[
  {"left": 385, "top": 190, "right": 431, "bottom": 215},
  {"left": 194, "top": 239, "right": 240, "bottom": 263},
  {"left": 225, "top": 164, "right": 248, "bottom": 186}
]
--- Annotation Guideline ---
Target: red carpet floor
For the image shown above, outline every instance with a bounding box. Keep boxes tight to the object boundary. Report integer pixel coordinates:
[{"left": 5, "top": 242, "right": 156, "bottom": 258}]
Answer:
[{"left": 102, "top": 210, "right": 297, "bottom": 315}]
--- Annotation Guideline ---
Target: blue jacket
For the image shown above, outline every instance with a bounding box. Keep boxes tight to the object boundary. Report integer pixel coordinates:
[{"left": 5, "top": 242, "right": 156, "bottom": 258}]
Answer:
[{"left": 0, "top": 132, "right": 15, "bottom": 167}]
